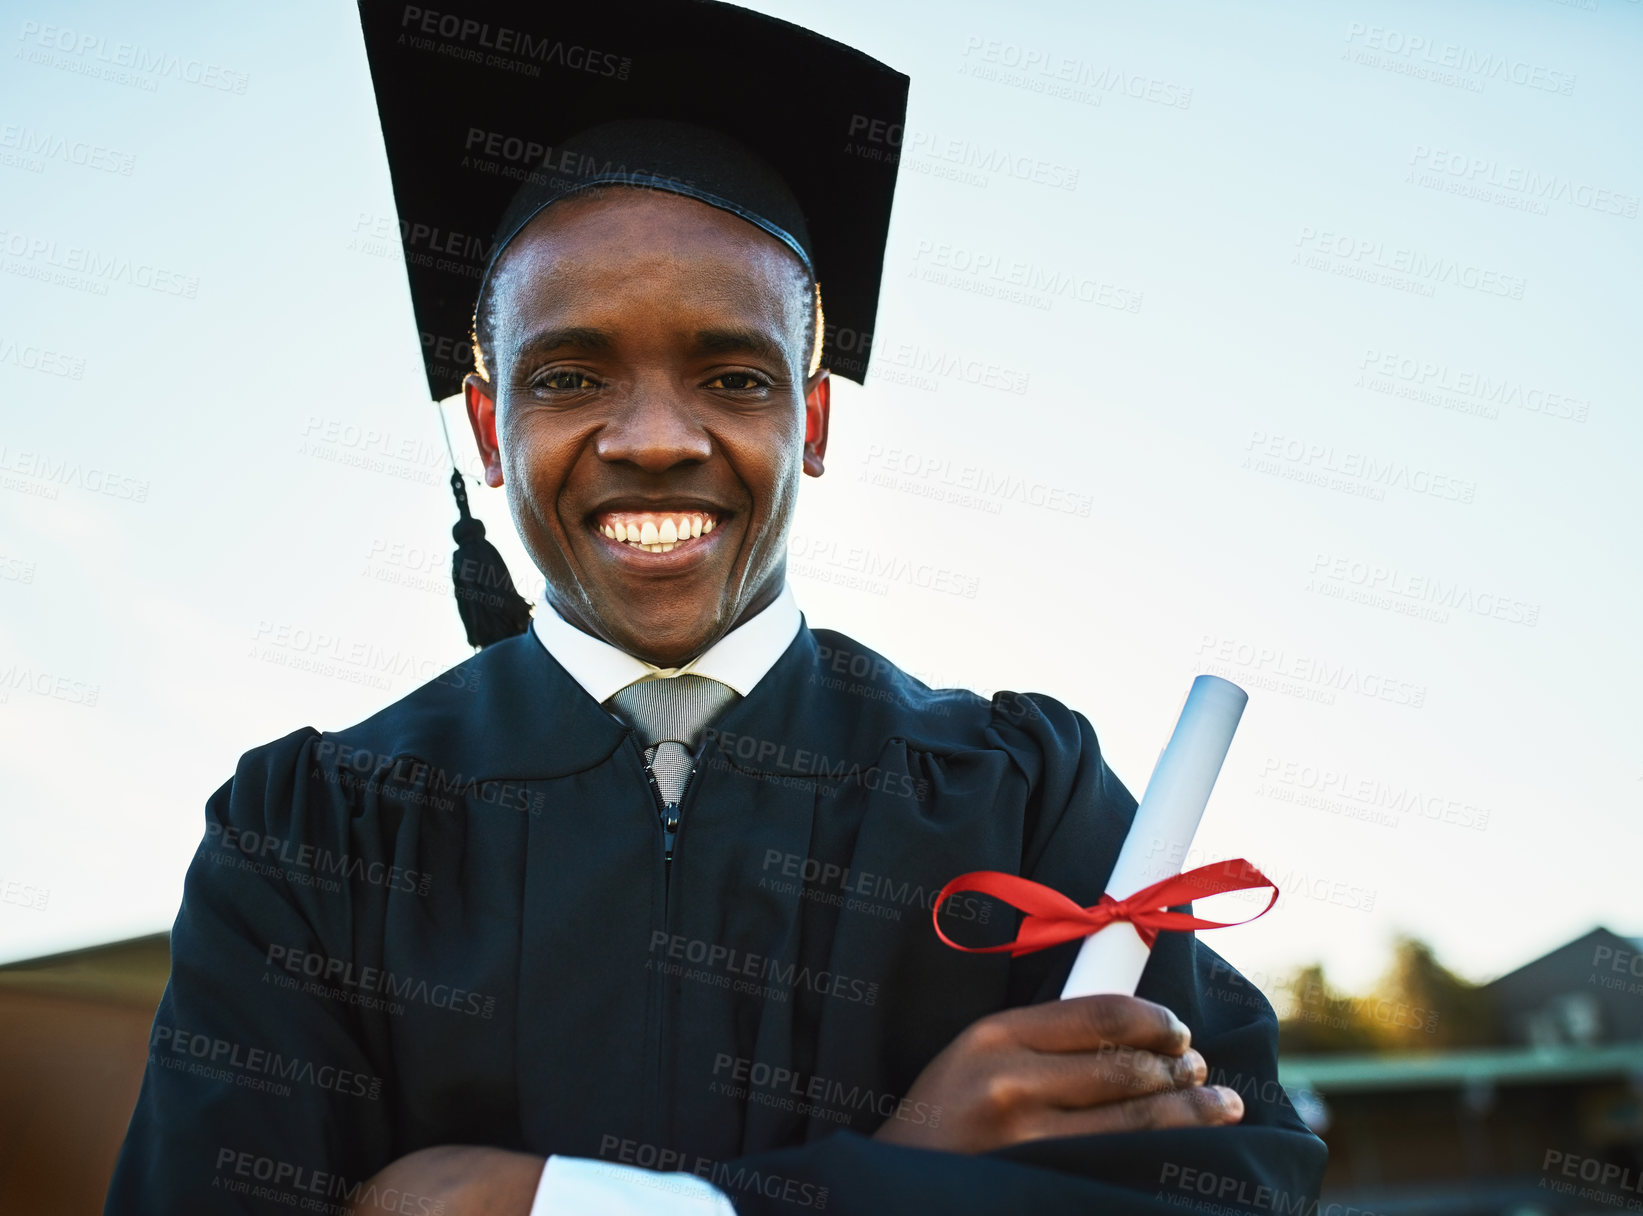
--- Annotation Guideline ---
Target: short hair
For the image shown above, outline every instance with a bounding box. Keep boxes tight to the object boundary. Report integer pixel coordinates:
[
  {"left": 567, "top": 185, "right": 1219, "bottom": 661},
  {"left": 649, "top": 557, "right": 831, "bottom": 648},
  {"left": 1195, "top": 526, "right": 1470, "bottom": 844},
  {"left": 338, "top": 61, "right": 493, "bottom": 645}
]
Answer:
[{"left": 470, "top": 188, "right": 825, "bottom": 384}]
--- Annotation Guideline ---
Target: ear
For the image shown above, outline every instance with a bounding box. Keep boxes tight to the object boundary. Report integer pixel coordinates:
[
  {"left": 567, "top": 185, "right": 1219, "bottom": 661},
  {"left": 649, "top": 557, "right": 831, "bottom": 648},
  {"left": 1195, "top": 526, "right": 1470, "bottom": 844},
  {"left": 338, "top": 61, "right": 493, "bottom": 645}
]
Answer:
[
  {"left": 463, "top": 374, "right": 504, "bottom": 488},
  {"left": 802, "top": 369, "right": 831, "bottom": 478}
]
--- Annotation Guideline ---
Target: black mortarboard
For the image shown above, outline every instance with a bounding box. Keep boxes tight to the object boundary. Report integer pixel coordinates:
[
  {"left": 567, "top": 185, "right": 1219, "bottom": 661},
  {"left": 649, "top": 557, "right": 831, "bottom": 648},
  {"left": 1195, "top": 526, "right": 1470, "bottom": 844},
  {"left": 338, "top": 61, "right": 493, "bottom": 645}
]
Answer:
[
  {"left": 359, "top": 0, "right": 909, "bottom": 395},
  {"left": 357, "top": 0, "right": 909, "bottom": 646}
]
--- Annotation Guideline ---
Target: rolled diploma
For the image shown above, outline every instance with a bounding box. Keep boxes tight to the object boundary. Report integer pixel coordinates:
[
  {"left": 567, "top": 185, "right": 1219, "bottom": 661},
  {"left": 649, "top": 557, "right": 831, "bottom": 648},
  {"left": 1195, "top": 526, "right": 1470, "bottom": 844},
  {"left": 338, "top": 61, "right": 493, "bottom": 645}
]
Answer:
[{"left": 1059, "top": 674, "right": 1248, "bottom": 999}]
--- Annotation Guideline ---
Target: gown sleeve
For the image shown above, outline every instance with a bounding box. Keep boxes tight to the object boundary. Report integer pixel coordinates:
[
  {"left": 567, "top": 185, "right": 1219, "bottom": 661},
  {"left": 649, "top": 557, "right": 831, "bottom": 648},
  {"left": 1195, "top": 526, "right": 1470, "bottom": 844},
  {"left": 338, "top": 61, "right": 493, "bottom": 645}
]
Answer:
[
  {"left": 707, "top": 691, "right": 1328, "bottom": 1215},
  {"left": 103, "top": 728, "right": 397, "bottom": 1214}
]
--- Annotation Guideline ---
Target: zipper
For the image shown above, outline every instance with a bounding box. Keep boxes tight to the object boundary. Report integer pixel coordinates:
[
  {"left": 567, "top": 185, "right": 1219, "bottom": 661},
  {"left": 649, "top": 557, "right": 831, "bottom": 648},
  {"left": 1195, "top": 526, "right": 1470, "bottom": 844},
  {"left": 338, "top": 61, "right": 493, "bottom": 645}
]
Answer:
[
  {"left": 646, "top": 760, "right": 699, "bottom": 866},
  {"left": 637, "top": 739, "right": 700, "bottom": 1151},
  {"left": 631, "top": 732, "right": 671, "bottom": 1148},
  {"left": 632, "top": 738, "right": 699, "bottom": 870}
]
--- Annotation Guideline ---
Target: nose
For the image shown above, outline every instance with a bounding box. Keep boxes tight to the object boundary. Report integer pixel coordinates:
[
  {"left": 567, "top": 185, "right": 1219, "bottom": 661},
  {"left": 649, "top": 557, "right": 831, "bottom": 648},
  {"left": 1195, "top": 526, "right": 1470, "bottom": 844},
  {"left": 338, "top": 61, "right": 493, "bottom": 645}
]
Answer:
[{"left": 593, "top": 382, "right": 712, "bottom": 473}]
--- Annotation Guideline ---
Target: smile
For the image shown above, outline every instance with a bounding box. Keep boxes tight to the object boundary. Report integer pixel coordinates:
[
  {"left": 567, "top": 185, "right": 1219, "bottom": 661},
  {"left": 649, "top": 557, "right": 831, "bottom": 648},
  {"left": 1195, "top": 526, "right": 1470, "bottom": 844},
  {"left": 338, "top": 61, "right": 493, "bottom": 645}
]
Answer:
[{"left": 593, "top": 510, "right": 719, "bottom": 554}]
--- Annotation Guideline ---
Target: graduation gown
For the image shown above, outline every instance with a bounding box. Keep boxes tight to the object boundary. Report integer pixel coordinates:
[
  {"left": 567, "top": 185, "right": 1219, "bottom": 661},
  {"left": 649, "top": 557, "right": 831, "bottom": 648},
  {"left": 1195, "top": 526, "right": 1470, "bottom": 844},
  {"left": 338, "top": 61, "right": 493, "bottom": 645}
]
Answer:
[{"left": 105, "top": 623, "right": 1326, "bottom": 1213}]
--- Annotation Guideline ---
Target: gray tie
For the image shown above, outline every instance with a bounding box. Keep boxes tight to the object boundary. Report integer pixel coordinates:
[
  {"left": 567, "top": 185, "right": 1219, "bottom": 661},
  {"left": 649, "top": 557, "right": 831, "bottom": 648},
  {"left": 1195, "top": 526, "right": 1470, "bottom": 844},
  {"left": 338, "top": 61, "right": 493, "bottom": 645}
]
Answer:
[{"left": 606, "top": 675, "right": 741, "bottom": 808}]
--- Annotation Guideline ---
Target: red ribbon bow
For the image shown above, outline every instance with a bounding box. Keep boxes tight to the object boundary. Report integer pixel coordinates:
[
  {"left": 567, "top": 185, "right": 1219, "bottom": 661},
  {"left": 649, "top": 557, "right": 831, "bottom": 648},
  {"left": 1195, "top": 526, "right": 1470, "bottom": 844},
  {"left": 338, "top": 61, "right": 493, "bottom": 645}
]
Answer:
[{"left": 931, "top": 859, "right": 1279, "bottom": 957}]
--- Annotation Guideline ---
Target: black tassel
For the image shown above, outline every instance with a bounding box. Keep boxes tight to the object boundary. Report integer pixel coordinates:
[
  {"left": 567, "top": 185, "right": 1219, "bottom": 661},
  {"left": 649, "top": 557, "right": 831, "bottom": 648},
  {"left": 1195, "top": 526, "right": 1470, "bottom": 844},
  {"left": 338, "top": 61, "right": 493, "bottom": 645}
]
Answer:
[{"left": 449, "top": 470, "right": 532, "bottom": 648}]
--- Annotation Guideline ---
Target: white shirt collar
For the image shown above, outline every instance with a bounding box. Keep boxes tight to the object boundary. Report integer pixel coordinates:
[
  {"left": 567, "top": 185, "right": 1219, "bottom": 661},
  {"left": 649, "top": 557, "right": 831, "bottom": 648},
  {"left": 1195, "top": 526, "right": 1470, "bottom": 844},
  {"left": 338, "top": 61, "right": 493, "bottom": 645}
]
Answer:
[{"left": 531, "top": 582, "right": 802, "bottom": 704}]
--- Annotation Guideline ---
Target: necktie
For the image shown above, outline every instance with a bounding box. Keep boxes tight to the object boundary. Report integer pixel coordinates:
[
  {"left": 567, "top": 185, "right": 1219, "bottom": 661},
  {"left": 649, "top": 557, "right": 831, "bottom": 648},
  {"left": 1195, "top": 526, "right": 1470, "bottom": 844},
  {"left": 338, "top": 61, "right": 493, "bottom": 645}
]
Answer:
[{"left": 606, "top": 675, "right": 741, "bottom": 837}]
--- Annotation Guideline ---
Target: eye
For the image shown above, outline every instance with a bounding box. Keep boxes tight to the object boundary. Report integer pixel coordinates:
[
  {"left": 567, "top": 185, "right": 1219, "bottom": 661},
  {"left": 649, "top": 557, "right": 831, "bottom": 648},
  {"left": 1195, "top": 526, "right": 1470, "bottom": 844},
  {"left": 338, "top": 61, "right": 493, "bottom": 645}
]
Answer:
[
  {"left": 705, "top": 371, "right": 772, "bottom": 392},
  {"left": 530, "top": 368, "right": 601, "bottom": 393}
]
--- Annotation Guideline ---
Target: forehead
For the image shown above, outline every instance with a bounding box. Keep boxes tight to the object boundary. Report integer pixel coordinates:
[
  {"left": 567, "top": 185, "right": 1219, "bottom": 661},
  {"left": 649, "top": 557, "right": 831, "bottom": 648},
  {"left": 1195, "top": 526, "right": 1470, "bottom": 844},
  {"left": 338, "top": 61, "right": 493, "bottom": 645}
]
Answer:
[{"left": 486, "top": 188, "right": 810, "bottom": 323}]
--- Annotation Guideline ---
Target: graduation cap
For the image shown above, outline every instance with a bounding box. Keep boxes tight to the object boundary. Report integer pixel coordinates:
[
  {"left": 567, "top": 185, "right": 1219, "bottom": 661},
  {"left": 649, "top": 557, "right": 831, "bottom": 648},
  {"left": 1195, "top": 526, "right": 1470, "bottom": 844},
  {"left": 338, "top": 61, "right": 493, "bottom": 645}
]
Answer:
[{"left": 356, "top": 0, "right": 909, "bottom": 646}]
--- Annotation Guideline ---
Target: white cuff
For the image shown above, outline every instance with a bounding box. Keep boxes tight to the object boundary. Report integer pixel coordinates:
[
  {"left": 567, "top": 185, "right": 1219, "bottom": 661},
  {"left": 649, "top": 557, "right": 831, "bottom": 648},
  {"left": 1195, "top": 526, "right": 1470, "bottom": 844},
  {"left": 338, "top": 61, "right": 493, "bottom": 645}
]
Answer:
[{"left": 529, "top": 1155, "right": 737, "bottom": 1215}]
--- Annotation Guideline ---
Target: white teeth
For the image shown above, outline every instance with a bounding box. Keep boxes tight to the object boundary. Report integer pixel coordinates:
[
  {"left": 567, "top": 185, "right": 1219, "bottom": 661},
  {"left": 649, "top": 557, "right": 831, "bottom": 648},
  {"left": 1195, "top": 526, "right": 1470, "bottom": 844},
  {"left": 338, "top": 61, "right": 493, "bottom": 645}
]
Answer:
[
  {"left": 661, "top": 543, "right": 675, "bottom": 552},
  {"left": 601, "top": 513, "right": 717, "bottom": 549}
]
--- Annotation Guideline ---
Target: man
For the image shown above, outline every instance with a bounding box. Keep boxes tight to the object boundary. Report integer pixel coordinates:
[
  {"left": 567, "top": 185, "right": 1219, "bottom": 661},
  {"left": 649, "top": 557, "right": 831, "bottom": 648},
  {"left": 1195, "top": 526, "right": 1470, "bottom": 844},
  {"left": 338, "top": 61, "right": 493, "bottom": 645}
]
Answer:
[{"left": 106, "top": 2, "right": 1326, "bottom": 1212}]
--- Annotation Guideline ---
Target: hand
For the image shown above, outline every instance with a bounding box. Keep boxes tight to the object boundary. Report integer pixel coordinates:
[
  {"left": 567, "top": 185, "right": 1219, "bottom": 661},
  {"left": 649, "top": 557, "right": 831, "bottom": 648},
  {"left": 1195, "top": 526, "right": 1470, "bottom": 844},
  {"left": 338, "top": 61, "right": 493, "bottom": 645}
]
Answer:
[
  {"left": 347, "top": 1145, "right": 545, "bottom": 1215},
  {"left": 872, "top": 995, "right": 1243, "bottom": 1154}
]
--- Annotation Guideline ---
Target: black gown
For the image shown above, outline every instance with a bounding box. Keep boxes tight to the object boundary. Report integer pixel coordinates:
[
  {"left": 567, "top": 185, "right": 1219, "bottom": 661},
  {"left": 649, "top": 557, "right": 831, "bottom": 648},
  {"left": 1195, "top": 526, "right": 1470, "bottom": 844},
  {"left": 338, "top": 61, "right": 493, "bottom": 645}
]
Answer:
[{"left": 105, "top": 622, "right": 1326, "bottom": 1214}]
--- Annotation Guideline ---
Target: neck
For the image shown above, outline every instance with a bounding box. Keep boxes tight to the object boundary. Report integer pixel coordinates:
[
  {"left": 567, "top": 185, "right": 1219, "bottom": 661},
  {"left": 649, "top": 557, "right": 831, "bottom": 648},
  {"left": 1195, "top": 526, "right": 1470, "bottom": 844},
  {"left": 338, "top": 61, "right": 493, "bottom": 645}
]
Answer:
[{"left": 545, "top": 576, "right": 784, "bottom": 667}]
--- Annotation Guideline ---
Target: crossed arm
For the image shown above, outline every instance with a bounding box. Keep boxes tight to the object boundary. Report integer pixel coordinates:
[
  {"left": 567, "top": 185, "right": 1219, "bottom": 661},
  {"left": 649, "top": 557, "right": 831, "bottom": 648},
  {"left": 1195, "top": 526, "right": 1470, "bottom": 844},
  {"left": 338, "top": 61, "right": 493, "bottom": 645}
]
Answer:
[{"left": 347, "top": 993, "right": 1244, "bottom": 1214}]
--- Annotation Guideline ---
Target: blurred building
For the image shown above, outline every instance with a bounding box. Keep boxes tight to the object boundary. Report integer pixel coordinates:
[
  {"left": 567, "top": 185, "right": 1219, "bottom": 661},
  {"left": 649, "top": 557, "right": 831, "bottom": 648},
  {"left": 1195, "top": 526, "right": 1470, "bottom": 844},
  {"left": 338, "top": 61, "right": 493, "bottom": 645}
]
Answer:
[
  {"left": 1282, "top": 927, "right": 1643, "bottom": 1216},
  {"left": 0, "top": 934, "right": 168, "bottom": 1216},
  {"left": 1491, "top": 929, "right": 1643, "bottom": 1049}
]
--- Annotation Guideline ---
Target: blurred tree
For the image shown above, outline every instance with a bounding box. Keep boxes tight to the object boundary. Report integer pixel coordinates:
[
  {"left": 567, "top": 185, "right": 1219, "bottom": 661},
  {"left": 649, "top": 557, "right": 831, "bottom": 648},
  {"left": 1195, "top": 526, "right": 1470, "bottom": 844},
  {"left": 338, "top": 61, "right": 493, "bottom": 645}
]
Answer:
[{"left": 1277, "top": 936, "right": 1499, "bottom": 1054}]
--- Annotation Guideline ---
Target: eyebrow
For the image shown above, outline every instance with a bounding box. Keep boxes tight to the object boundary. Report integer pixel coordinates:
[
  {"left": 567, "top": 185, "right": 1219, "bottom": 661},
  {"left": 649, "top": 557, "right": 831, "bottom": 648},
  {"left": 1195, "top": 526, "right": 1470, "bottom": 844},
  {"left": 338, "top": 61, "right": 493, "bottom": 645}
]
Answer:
[
  {"left": 514, "top": 326, "right": 616, "bottom": 361},
  {"left": 691, "top": 327, "right": 791, "bottom": 369},
  {"left": 510, "top": 324, "right": 794, "bottom": 369}
]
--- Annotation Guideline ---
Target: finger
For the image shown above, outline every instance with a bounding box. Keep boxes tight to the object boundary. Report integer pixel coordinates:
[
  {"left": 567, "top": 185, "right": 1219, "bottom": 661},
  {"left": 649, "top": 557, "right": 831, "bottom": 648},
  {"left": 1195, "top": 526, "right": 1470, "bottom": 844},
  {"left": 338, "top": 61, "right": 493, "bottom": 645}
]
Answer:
[
  {"left": 992, "top": 1045, "right": 1207, "bottom": 1111},
  {"left": 1003, "top": 994, "right": 1192, "bottom": 1056},
  {"left": 1009, "top": 1083, "right": 1245, "bottom": 1147}
]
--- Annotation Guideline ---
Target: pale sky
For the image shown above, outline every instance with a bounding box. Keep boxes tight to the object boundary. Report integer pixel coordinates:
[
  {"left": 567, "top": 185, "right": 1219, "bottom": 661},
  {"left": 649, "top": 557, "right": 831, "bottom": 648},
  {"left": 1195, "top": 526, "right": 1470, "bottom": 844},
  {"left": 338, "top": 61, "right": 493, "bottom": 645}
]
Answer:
[{"left": 2, "top": 0, "right": 1639, "bottom": 997}]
